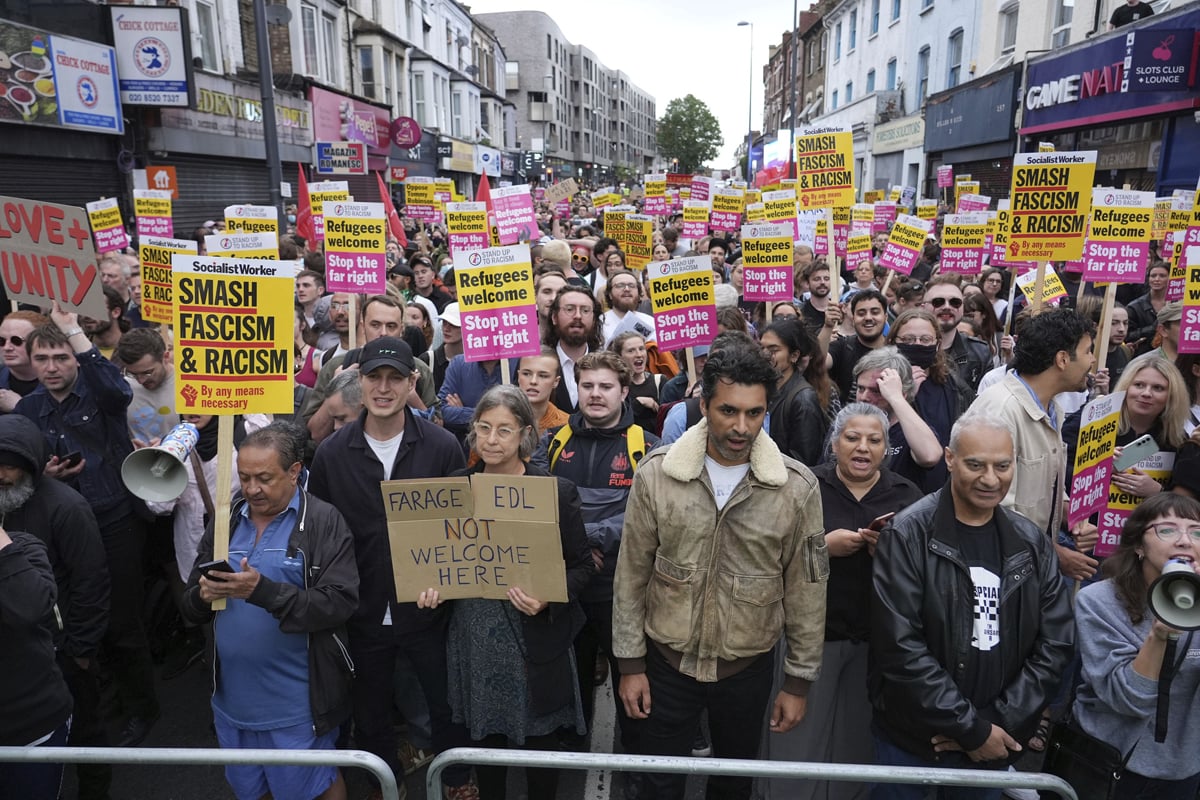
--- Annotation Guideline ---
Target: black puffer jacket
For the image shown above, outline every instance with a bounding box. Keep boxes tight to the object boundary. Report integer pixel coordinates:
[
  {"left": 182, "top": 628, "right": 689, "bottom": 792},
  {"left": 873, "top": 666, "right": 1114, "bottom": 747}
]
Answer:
[
  {"left": 869, "top": 488, "right": 1074, "bottom": 760},
  {"left": 768, "top": 371, "right": 829, "bottom": 468}
]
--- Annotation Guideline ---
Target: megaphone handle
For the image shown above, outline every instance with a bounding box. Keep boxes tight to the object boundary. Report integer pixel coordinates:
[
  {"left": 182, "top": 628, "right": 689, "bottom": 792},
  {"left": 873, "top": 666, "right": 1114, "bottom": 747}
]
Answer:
[{"left": 1155, "top": 634, "right": 1184, "bottom": 743}]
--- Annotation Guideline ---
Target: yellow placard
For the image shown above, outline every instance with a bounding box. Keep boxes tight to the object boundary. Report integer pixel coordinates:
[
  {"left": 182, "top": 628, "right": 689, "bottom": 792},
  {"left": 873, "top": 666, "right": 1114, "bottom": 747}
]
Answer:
[
  {"left": 139, "top": 236, "right": 197, "bottom": 325},
  {"left": 1007, "top": 151, "right": 1097, "bottom": 262},
  {"left": 863, "top": 190, "right": 884, "bottom": 203},
  {"left": 1089, "top": 189, "right": 1154, "bottom": 244},
  {"left": 605, "top": 208, "right": 631, "bottom": 247},
  {"left": 1015, "top": 265, "right": 1069, "bottom": 304},
  {"left": 172, "top": 255, "right": 294, "bottom": 414},
  {"left": 206, "top": 232, "right": 278, "bottom": 260},
  {"left": 712, "top": 188, "right": 745, "bottom": 215},
  {"left": 917, "top": 200, "right": 938, "bottom": 220},
  {"left": 942, "top": 218, "right": 988, "bottom": 249},
  {"left": 624, "top": 215, "right": 653, "bottom": 270},
  {"left": 87, "top": 201, "right": 123, "bottom": 231},
  {"left": 794, "top": 126, "right": 856, "bottom": 209},
  {"left": 309, "top": 181, "right": 351, "bottom": 216},
  {"left": 745, "top": 189, "right": 762, "bottom": 206},
  {"left": 846, "top": 233, "right": 873, "bottom": 268},
  {"left": 1153, "top": 197, "right": 1173, "bottom": 241},
  {"left": 224, "top": 204, "right": 279, "bottom": 236},
  {"left": 851, "top": 203, "right": 874, "bottom": 226},
  {"left": 644, "top": 177, "right": 666, "bottom": 199},
  {"left": 954, "top": 181, "right": 980, "bottom": 211},
  {"left": 446, "top": 203, "right": 489, "bottom": 235},
  {"left": 404, "top": 180, "right": 436, "bottom": 207},
  {"left": 134, "top": 192, "right": 172, "bottom": 219},
  {"left": 745, "top": 202, "right": 766, "bottom": 222},
  {"left": 763, "top": 189, "right": 797, "bottom": 225},
  {"left": 740, "top": 223, "right": 793, "bottom": 269},
  {"left": 683, "top": 202, "right": 710, "bottom": 226}
]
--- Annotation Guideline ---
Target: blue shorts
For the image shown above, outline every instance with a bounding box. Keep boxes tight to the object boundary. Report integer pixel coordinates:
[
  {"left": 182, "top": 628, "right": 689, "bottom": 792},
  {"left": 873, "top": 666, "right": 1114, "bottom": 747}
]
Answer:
[{"left": 213, "top": 717, "right": 339, "bottom": 800}]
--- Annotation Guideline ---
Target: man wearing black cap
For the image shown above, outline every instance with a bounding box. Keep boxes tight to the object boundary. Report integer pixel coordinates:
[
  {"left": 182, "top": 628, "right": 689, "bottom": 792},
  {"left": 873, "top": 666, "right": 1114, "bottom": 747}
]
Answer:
[{"left": 308, "top": 336, "right": 475, "bottom": 799}]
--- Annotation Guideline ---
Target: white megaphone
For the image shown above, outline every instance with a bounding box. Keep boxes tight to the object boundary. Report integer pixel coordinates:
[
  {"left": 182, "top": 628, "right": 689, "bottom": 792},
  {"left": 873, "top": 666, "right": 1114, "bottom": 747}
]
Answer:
[
  {"left": 121, "top": 422, "right": 199, "bottom": 503},
  {"left": 1148, "top": 557, "right": 1200, "bottom": 631}
]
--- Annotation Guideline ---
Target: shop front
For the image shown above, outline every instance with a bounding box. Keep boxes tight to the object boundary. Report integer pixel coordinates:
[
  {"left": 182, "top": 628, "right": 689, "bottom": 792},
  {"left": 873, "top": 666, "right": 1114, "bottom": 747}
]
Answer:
[
  {"left": 1019, "top": 4, "right": 1200, "bottom": 194},
  {"left": 871, "top": 114, "right": 925, "bottom": 198},
  {"left": 438, "top": 137, "right": 477, "bottom": 196},
  {"left": 309, "top": 85, "right": 391, "bottom": 202}
]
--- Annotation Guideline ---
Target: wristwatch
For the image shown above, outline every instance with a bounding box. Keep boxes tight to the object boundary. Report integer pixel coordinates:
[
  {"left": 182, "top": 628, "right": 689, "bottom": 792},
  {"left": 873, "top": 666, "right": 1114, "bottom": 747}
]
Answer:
[{"left": 63, "top": 327, "right": 84, "bottom": 337}]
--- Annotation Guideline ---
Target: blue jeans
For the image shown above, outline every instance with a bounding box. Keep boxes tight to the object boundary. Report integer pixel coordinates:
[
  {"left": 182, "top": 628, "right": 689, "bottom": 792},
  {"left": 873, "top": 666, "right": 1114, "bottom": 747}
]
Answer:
[
  {"left": 870, "top": 729, "right": 1002, "bottom": 800},
  {"left": 0, "top": 715, "right": 71, "bottom": 800}
]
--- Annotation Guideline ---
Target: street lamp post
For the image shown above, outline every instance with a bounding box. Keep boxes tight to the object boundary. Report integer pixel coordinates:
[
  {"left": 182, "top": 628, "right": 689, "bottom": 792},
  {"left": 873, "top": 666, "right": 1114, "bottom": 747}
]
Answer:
[
  {"left": 787, "top": 0, "right": 799, "bottom": 179},
  {"left": 737, "top": 21, "right": 754, "bottom": 185}
]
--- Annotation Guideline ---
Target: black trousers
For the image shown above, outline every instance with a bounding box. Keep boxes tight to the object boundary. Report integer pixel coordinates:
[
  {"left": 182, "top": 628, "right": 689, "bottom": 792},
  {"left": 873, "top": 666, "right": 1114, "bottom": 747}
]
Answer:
[
  {"left": 99, "top": 514, "right": 159, "bottom": 720},
  {"left": 58, "top": 655, "right": 111, "bottom": 800},
  {"left": 574, "top": 598, "right": 642, "bottom": 753},
  {"left": 639, "top": 642, "right": 775, "bottom": 800},
  {"left": 473, "top": 732, "right": 562, "bottom": 800},
  {"left": 349, "top": 622, "right": 471, "bottom": 788}
]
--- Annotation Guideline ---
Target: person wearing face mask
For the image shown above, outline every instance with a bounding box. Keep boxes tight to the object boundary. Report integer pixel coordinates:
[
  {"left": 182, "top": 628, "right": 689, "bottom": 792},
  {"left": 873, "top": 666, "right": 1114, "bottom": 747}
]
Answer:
[
  {"left": 922, "top": 277, "right": 991, "bottom": 392},
  {"left": 885, "top": 309, "right": 971, "bottom": 493}
]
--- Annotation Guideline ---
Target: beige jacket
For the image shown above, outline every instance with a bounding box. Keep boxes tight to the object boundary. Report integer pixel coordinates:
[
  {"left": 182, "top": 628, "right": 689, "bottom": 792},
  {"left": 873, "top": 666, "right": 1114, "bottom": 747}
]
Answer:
[
  {"left": 611, "top": 419, "right": 828, "bottom": 691},
  {"left": 969, "top": 372, "right": 1066, "bottom": 535}
]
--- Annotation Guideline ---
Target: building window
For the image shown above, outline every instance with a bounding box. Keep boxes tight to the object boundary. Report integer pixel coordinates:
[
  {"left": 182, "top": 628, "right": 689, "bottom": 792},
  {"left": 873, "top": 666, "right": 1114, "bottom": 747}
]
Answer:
[
  {"left": 871, "top": 0, "right": 880, "bottom": 35},
  {"left": 820, "top": 31, "right": 826, "bottom": 67},
  {"left": 892, "top": 0, "right": 902, "bottom": 20},
  {"left": 886, "top": 57, "right": 897, "bottom": 89},
  {"left": 846, "top": 81, "right": 853, "bottom": 102},
  {"left": 849, "top": 10, "right": 857, "bottom": 51},
  {"left": 410, "top": 71, "right": 426, "bottom": 125},
  {"left": 866, "top": 68, "right": 876, "bottom": 92},
  {"left": 546, "top": 33, "right": 552, "bottom": 59},
  {"left": 321, "top": 14, "right": 337, "bottom": 82},
  {"left": 1052, "top": 0, "right": 1073, "bottom": 48},
  {"left": 195, "top": 0, "right": 219, "bottom": 72},
  {"left": 917, "top": 45, "right": 930, "bottom": 101},
  {"left": 831, "top": 89, "right": 839, "bottom": 109},
  {"left": 1000, "top": 2, "right": 1019, "bottom": 54},
  {"left": 834, "top": 22, "right": 842, "bottom": 60},
  {"left": 359, "top": 47, "right": 375, "bottom": 99},
  {"left": 922, "top": 0, "right": 933, "bottom": 8},
  {"left": 451, "top": 90, "right": 463, "bottom": 138},
  {"left": 947, "top": 28, "right": 963, "bottom": 87},
  {"left": 301, "top": 3, "right": 319, "bottom": 76}
]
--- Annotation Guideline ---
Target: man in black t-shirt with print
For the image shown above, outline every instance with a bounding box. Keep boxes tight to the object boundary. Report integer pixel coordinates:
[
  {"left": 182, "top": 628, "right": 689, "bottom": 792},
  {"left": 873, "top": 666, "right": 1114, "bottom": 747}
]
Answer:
[{"left": 1109, "top": 0, "right": 1153, "bottom": 29}]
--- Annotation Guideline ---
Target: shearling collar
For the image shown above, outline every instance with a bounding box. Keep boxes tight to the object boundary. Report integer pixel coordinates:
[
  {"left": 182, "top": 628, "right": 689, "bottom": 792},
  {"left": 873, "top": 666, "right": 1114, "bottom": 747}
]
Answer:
[{"left": 662, "top": 418, "right": 789, "bottom": 487}]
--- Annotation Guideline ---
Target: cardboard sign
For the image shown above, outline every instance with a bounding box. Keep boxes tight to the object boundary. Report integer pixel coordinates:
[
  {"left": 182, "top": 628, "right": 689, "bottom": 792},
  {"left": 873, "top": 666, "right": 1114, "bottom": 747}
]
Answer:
[
  {"left": 446, "top": 202, "right": 490, "bottom": 255},
  {"left": 682, "top": 201, "right": 710, "bottom": 239},
  {"left": 0, "top": 195, "right": 107, "bottom": 318},
  {"left": 1015, "top": 264, "right": 1068, "bottom": 306},
  {"left": 171, "top": 255, "right": 293, "bottom": 414},
  {"left": 1068, "top": 391, "right": 1124, "bottom": 529},
  {"left": 403, "top": 177, "right": 438, "bottom": 223},
  {"left": 452, "top": 244, "right": 539, "bottom": 362},
  {"left": 492, "top": 184, "right": 536, "bottom": 245},
  {"left": 710, "top": 187, "right": 745, "bottom": 232},
  {"left": 139, "top": 235, "right": 196, "bottom": 325},
  {"left": 642, "top": 174, "right": 668, "bottom": 215},
  {"left": 939, "top": 213, "right": 989, "bottom": 275},
  {"left": 383, "top": 474, "right": 567, "bottom": 602},
  {"left": 794, "top": 125, "right": 855, "bottom": 209},
  {"left": 937, "top": 165, "right": 954, "bottom": 188},
  {"left": 323, "top": 202, "right": 386, "bottom": 293},
  {"left": 86, "top": 197, "right": 129, "bottom": 253},
  {"left": 647, "top": 255, "right": 717, "bottom": 352},
  {"left": 623, "top": 215, "right": 653, "bottom": 271},
  {"left": 309, "top": 181, "right": 351, "bottom": 240},
  {"left": 1082, "top": 189, "right": 1155, "bottom": 283},
  {"left": 206, "top": 232, "right": 278, "bottom": 259},
  {"left": 134, "top": 189, "right": 172, "bottom": 238},
  {"left": 224, "top": 204, "right": 279, "bottom": 236},
  {"left": 1097, "top": 452, "right": 1174, "bottom": 557},
  {"left": 878, "top": 214, "right": 931, "bottom": 276},
  {"left": 543, "top": 177, "right": 579, "bottom": 206},
  {"left": 1007, "top": 150, "right": 1098, "bottom": 262},
  {"left": 740, "top": 223, "right": 794, "bottom": 302}
]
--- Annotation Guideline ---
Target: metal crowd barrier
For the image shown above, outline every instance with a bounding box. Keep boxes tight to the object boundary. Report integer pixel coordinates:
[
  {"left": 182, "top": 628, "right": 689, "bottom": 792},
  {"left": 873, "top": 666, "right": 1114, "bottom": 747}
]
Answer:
[
  {"left": 426, "top": 747, "right": 1079, "bottom": 799},
  {"left": 0, "top": 746, "right": 401, "bottom": 800}
]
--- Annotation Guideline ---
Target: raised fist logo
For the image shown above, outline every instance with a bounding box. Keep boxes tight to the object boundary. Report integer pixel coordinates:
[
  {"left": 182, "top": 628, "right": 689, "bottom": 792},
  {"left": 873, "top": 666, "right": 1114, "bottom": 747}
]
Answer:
[{"left": 181, "top": 384, "right": 199, "bottom": 407}]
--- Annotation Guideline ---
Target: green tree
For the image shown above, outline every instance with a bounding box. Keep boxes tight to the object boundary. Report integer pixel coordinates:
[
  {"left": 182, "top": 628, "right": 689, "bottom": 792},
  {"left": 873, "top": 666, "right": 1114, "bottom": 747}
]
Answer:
[{"left": 657, "top": 94, "right": 723, "bottom": 174}]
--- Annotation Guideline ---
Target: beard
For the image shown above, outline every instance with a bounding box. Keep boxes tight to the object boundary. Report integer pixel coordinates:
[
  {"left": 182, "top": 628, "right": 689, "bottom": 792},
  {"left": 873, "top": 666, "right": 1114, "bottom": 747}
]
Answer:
[
  {"left": 0, "top": 471, "right": 36, "bottom": 514},
  {"left": 559, "top": 326, "right": 591, "bottom": 348}
]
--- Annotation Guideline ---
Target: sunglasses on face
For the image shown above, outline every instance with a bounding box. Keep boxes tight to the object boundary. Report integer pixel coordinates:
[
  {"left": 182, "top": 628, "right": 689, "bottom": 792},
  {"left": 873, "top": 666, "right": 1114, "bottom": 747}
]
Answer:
[
  {"left": 572, "top": 255, "right": 590, "bottom": 263},
  {"left": 925, "top": 296, "right": 963, "bottom": 309},
  {"left": 0, "top": 335, "right": 24, "bottom": 347}
]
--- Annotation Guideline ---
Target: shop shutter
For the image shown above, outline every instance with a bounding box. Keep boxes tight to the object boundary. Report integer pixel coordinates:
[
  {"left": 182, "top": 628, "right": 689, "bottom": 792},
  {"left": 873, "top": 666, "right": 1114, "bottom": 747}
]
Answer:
[{"left": 0, "top": 156, "right": 124, "bottom": 210}]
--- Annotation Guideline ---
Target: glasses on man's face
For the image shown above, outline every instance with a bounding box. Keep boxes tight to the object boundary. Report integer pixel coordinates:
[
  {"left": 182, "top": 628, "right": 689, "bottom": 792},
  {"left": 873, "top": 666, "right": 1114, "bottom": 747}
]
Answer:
[
  {"left": 560, "top": 304, "right": 594, "bottom": 317},
  {"left": 473, "top": 422, "right": 522, "bottom": 441},
  {"left": 1149, "top": 524, "right": 1200, "bottom": 543},
  {"left": 924, "top": 296, "right": 963, "bottom": 309},
  {"left": 330, "top": 301, "right": 350, "bottom": 310},
  {"left": 611, "top": 282, "right": 638, "bottom": 291},
  {"left": 0, "top": 335, "right": 24, "bottom": 347},
  {"left": 896, "top": 335, "right": 937, "bottom": 346}
]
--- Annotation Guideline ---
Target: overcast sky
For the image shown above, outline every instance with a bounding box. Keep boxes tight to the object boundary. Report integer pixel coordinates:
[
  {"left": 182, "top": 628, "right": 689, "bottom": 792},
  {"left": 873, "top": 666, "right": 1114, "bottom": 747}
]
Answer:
[{"left": 470, "top": 0, "right": 800, "bottom": 169}]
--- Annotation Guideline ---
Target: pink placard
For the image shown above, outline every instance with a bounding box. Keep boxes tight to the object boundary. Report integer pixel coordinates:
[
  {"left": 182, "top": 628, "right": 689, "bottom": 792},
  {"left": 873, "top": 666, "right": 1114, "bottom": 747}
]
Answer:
[
  {"left": 937, "top": 165, "right": 954, "bottom": 188},
  {"left": 744, "top": 267, "right": 794, "bottom": 302},
  {"left": 460, "top": 306, "right": 539, "bottom": 361},
  {"left": 94, "top": 225, "right": 128, "bottom": 253},
  {"left": 940, "top": 247, "right": 985, "bottom": 275},
  {"left": 710, "top": 210, "right": 741, "bottom": 232},
  {"left": 643, "top": 196, "right": 668, "bottom": 215},
  {"left": 136, "top": 216, "right": 172, "bottom": 238}
]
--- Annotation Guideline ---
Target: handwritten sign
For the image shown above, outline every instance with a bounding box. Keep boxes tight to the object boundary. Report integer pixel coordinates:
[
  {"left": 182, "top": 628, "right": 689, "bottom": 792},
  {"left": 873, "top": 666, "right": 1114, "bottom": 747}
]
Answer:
[
  {"left": 452, "top": 244, "right": 539, "bottom": 362},
  {"left": 139, "top": 235, "right": 196, "bottom": 325},
  {"left": 543, "top": 178, "right": 579, "bottom": 206},
  {"left": 171, "top": 255, "right": 293, "bottom": 414},
  {"left": 323, "top": 202, "right": 386, "bottom": 293},
  {"left": 646, "top": 255, "right": 717, "bottom": 351},
  {"left": 878, "top": 214, "right": 931, "bottom": 276},
  {"left": 134, "top": 190, "right": 173, "bottom": 238},
  {"left": 740, "top": 223, "right": 794, "bottom": 302},
  {"left": 795, "top": 126, "right": 855, "bottom": 209},
  {"left": 1068, "top": 391, "right": 1124, "bottom": 529},
  {"left": 86, "top": 197, "right": 129, "bottom": 253},
  {"left": 224, "top": 204, "right": 279, "bottom": 236},
  {"left": 1007, "top": 151, "right": 1097, "bottom": 262},
  {"left": 0, "top": 196, "right": 107, "bottom": 318},
  {"left": 383, "top": 474, "right": 567, "bottom": 602}
]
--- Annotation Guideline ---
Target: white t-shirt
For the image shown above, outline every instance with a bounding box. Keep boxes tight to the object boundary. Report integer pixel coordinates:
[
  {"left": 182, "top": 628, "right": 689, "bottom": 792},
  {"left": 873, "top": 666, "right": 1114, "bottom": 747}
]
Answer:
[
  {"left": 365, "top": 430, "right": 403, "bottom": 476},
  {"left": 705, "top": 456, "right": 750, "bottom": 511}
]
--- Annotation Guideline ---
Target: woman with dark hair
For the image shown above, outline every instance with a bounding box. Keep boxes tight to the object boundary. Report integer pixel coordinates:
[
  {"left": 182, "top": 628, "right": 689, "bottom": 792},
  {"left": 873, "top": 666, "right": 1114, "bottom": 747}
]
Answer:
[
  {"left": 885, "top": 308, "right": 969, "bottom": 492},
  {"left": 980, "top": 267, "right": 1008, "bottom": 320},
  {"left": 1128, "top": 261, "right": 1171, "bottom": 349},
  {"left": 760, "top": 318, "right": 834, "bottom": 466},
  {"left": 1072, "top": 492, "right": 1200, "bottom": 799},
  {"left": 405, "top": 302, "right": 435, "bottom": 353},
  {"left": 417, "top": 385, "right": 592, "bottom": 800},
  {"left": 610, "top": 331, "right": 662, "bottom": 432},
  {"left": 752, "top": 301, "right": 801, "bottom": 330},
  {"left": 962, "top": 291, "right": 1005, "bottom": 367}
]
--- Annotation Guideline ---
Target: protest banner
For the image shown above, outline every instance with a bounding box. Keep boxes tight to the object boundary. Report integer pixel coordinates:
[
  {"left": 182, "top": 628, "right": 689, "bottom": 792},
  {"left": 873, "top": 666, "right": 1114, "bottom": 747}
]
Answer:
[
  {"left": 623, "top": 215, "right": 654, "bottom": 270},
  {"left": 1007, "top": 150, "right": 1098, "bottom": 262},
  {"left": 433, "top": 178, "right": 455, "bottom": 210},
  {"left": 741, "top": 223, "right": 794, "bottom": 303},
  {"left": 86, "top": 197, "right": 129, "bottom": 253},
  {"left": 1167, "top": 229, "right": 1188, "bottom": 303},
  {"left": 206, "top": 232, "right": 278, "bottom": 260},
  {"left": 850, "top": 203, "right": 874, "bottom": 233},
  {"left": 0, "top": 195, "right": 107, "bottom": 318},
  {"left": 937, "top": 165, "right": 954, "bottom": 189},
  {"left": 863, "top": 190, "right": 884, "bottom": 204},
  {"left": 710, "top": 187, "right": 745, "bottom": 232},
  {"left": 873, "top": 201, "right": 899, "bottom": 234},
  {"left": 310, "top": 180, "right": 351, "bottom": 240},
  {"left": 139, "top": 235, "right": 196, "bottom": 325},
  {"left": 1097, "top": 451, "right": 1174, "bottom": 557},
  {"left": 452, "top": 244, "right": 539, "bottom": 363},
  {"left": 171, "top": 254, "right": 293, "bottom": 414},
  {"left": 1180, "top": 243, "right": 1200, "bottom": 353},
  {"left": 1015, "top": 264, "right": 1068, "bottom": 306},
  {"left": 1167, "top": 190, "right": 1195, "bottom": 271},
  {"left": 814, "top": 214, "right": 829, "bottom": 257},
  {"left": 642, "top": 175, "right": 668, "bottom": 215},
  {"left": 794, "top": 125, "right": 856, "bottom": 209},
  {"left": 763, "top": 189, "right": 798, "bottom": 239},
  {"left": 745, "top": 202, "right": 766, "bottom": 223},
  {"left": 383, "top": 474, "right": 567, "bottom": 602},
  {"left": 846, "top": 232, "right": 873, "bottom": 272},
  {"left": 544, "top": 177, "right": 579, "bottom": 206},
  {"left": 323, "top": 202, "right": 386, "bottom": 293},
  {"left": 591, "top": 187, "right": 619, "bottom": 209},
  {"left": 446, "top": 202, "right": 490, "bottom": 255},
  {"left": 682, "top": 201, "right": 710, "bottom": 239},
  {"left": 134, "top": 190, "right": 173, "bottom": 238},
  {"left": 404, "top": 177, "right": 438, "bottom": 223},
  {"left": 956, "top": 193, "right": 991, "bottom": 214},
  {"left": 492, "top": 184, "right": 536, "bottom": 245},
  {"left": 954, "top": 181, "right": 980, "bottom": 212},
  {"left": 939, "top": 213, "right": 989, "bottom": 275},
  {"left": 690, "top": 176, "right": 713, "bottom": 204},
  {"left": 878, "top": 214, "right": 931, "bottom": 276},
  {"left": 1082, "top": 189, "right": 1155, "bottom": 284},
  {"left": 916, "top": 199, "right": 938, "bottom": 221},
  {"left": 223, "top": 204, "right": 279, "bottom": 236},
  {"left": 647, "top": 255, "right": 717, "bottom": 352},
  {"left": 1068, "top": 391, "right": 1125, "bottom": 529}
]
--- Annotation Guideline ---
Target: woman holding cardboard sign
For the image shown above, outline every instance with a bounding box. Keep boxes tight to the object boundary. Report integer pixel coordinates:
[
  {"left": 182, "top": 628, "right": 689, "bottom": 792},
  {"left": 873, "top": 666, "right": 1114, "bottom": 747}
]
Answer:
[{"left": 417, "top": 385, "right": 592, "bottom": 799}]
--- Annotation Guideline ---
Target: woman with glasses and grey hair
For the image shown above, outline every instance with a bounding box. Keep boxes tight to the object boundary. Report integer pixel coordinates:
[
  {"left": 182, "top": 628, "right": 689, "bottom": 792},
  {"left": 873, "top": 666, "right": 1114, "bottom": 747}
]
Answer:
[{"left": 416, "top": 385, "right": 592, "bottom": 799}]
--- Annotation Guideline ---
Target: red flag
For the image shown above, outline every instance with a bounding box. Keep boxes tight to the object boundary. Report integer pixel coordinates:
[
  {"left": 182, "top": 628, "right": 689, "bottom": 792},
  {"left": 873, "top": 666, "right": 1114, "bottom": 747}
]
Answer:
[
  {"left": 295, "top": 165, "right": 315, "bottom": 242},
  {"left": 376, "top": 171, "right": 408, "bottom": 248}
]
